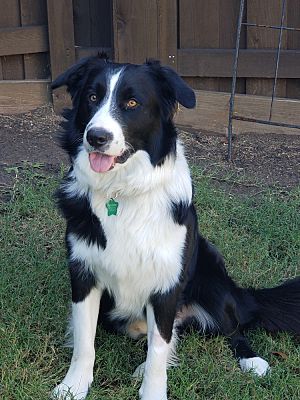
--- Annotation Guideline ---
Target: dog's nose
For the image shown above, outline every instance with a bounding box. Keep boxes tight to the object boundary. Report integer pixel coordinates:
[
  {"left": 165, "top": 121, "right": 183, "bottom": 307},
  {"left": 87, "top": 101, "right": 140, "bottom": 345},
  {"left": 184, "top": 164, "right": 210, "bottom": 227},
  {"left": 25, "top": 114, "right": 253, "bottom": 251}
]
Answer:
[{"left": 86, "top": 128, "right": 113, "bottom": 149}]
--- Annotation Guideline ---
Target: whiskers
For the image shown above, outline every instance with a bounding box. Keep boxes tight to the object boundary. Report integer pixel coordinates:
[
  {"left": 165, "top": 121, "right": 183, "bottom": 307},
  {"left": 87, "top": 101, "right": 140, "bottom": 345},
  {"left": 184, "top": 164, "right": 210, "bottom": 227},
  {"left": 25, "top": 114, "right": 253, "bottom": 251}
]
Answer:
[
  {"left": 116, "top": 142, "right": 135, "bottom": 164},
  {"left": 125, "top": 141, "right": 135, "bottom": 154}
]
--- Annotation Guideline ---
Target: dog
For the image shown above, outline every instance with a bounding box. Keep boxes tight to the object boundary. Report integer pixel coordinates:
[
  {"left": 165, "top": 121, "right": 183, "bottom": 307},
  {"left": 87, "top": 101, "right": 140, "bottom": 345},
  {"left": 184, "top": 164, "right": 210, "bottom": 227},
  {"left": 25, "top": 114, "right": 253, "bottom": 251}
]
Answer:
[{"left": 51, "top": 54, "right": 300, "bottom": 400}]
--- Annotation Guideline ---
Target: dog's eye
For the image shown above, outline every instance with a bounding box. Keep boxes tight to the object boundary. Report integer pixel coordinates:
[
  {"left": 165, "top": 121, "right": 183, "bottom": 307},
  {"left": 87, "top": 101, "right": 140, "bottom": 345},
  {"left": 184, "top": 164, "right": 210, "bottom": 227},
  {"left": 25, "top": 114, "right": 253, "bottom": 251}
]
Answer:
[
  {"left": 89, "top": 94, "right": 97, "bottom": 102},
  {"left": 125, "top": 99, "right": 138, "bottom": 109}
]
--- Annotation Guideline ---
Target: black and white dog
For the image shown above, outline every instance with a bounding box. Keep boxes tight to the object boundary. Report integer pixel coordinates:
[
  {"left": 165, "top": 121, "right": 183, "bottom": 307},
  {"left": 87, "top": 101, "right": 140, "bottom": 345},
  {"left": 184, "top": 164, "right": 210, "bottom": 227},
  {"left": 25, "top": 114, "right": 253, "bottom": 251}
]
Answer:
[{"left": 51, "top": 55, "right": 300, "bottom": 400}]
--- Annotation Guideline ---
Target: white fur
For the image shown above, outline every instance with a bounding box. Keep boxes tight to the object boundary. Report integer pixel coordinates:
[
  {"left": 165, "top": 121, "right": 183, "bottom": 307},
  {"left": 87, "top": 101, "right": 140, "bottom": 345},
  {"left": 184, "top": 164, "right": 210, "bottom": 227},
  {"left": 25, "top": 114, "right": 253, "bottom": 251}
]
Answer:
[
  {"left": 72, "top": 141, "right": 192, "bottom": 199},
  {"left": 139, "top": 305, "right": 170, "bottom": 400},
  {"left": 53, "top": 288, "right": 102, "bottom": 399},
  {"left": 83, "top": 69, "right": 125, "bottom": 156},
  {"left": 239, "top": 357, "right": 270, "bottom": 376},
  {"left": 176, "top": 303, "right": 216, "bottom": 333}
]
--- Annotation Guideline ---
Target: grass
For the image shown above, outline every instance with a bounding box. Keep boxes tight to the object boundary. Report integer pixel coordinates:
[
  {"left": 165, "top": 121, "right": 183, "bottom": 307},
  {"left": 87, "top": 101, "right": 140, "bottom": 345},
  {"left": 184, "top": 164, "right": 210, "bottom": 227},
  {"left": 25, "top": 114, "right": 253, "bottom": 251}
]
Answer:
[{"left": 0, "top": 165, "right": 299, "bottom": 400}]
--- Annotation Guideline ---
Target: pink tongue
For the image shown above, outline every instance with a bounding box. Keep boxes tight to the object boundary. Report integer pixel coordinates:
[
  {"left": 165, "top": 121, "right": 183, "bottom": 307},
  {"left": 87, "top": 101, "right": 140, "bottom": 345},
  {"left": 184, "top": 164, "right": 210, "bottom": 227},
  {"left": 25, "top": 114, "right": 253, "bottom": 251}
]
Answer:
[{"left": 89, "top": 152, "right": 115, "bottom": 173}]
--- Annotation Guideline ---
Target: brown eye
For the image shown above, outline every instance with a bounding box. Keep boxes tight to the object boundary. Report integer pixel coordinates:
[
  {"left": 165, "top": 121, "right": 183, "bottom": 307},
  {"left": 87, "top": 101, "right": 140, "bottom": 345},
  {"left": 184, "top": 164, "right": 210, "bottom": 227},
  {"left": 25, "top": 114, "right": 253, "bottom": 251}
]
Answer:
[
  {"left": 126, "top": 99, "right": 138, "bottom": 109},
  {"left": 89, "top": 94, "right": 97, "bottom": 102}
]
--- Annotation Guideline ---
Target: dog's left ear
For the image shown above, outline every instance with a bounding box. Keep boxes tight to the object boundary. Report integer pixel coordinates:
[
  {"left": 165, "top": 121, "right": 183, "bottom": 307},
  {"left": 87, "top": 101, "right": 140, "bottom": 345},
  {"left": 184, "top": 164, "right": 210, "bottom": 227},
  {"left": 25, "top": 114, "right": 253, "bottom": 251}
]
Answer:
[{"left": 162, "top": 66, "right": 196, "bottom": 109}]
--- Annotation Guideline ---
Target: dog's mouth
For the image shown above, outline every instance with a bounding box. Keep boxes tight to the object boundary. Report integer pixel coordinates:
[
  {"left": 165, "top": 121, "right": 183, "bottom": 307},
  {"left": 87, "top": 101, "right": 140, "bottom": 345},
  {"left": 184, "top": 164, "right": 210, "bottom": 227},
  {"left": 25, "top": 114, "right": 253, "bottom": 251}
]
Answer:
[{"left": 88, "top": 148, "right": 132, "bottom": 173}]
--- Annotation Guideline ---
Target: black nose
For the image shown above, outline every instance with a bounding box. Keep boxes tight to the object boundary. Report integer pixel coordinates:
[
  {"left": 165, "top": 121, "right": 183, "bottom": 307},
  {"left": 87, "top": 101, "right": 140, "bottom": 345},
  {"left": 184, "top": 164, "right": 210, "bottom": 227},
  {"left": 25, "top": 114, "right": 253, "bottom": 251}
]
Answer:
[{"left": 86, "top": 128, "right": 113, "bottom": 149}]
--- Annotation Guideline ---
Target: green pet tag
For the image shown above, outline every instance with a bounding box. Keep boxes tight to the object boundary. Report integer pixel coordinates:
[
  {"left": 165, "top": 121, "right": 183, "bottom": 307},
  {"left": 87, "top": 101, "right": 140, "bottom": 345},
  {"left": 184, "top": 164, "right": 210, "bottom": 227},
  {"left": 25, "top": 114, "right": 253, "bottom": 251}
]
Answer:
[{"left": 106, "top": 198, "right": 119, "bottom": 216}]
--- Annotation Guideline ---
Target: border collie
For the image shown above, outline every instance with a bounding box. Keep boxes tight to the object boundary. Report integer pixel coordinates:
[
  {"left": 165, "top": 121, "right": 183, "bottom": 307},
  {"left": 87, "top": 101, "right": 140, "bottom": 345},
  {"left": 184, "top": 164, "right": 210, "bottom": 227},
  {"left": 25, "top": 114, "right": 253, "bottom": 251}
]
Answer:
[{"left": 51, "top": 55, "right": 300, "bottom": 400}]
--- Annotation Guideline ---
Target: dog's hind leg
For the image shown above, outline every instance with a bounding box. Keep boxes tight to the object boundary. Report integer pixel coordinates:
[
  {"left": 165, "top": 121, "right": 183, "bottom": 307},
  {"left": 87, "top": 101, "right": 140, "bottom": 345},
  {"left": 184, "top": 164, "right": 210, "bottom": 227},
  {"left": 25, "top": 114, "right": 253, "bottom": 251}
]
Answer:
[
  {"left": 222, "top": 301, "right": 270, "bottom": 377},
  {"left": 229, "top": 332, "right": 270, "bottom": 376}
]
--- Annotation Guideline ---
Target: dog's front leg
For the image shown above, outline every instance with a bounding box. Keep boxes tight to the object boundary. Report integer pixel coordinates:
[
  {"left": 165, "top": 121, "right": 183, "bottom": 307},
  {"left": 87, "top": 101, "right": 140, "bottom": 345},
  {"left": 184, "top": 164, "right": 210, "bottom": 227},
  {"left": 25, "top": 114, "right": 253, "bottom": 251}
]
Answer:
[
  {"left": 139, "top": 295, "right": 177, "bottom": 400},
  {"left": 53, "top": 260, "right": 102, "bottom": 400}
]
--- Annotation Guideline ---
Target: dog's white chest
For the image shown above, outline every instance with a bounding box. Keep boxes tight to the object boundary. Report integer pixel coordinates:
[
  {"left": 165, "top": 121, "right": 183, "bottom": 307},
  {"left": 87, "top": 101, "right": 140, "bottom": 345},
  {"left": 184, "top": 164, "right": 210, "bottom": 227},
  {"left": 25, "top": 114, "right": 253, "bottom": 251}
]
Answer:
[{"left": 71, "top": 190, "right": 187, "bottom": 318}]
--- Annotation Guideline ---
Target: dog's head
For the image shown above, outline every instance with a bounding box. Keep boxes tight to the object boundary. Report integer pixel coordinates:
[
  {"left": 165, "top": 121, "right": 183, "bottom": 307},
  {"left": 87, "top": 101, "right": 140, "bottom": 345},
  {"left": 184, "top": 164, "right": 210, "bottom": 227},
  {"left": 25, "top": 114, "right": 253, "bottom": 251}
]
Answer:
[{"left": 52, "top": 55, "right": 195, "bottom": 172}]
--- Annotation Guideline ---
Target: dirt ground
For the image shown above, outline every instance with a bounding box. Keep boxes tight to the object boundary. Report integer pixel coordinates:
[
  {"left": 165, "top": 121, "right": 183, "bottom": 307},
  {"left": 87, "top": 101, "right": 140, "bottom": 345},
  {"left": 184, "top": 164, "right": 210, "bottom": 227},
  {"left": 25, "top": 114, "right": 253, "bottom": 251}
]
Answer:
[{"left": 0, "top": 105, "right": 299, "bottom": 196}]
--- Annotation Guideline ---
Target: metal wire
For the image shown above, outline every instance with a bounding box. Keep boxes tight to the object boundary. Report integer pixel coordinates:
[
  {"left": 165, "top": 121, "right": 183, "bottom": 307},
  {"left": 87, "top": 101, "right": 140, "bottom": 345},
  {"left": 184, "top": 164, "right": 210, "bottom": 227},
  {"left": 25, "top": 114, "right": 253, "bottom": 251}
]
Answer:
[
  {"left": 227, "top": 0, "right": 245, "bottom": 162},
  {"left": 227, "top": 0, "right": 300, "bottom": 161},
  {"left": 269, "top": 0, "right": 286, "bottom": 122},
  {"left": 242, "top": 22, "right": 300, "bottom": 32},
  {"left": 233, "top": 115, "right": 300, "bottom": 130}
]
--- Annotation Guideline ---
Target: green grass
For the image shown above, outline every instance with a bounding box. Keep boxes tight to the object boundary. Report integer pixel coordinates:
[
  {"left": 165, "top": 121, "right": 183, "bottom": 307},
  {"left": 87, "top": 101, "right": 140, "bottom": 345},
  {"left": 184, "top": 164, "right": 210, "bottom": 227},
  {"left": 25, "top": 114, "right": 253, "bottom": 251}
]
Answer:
[{"left": 0, "top": 166, "right": 299, "bottom": 400}]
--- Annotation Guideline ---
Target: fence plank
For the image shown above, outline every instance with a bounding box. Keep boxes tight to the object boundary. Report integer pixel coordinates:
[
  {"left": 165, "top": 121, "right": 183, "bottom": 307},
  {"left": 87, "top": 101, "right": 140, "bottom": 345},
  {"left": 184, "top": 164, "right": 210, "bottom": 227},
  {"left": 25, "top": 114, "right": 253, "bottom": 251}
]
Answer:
[
  {"left": 20, "top": 0, "right": 49, "bottom": 79},
  {"left": 113, "top": 0, "right": 158, "bottom": 63},
  {"left": 179, "top": 0, "right": 220, "bottom": 90},
  {"left": 0, "top": 80, "right": 51, "bottom": 114},
  {"left": 0, "top": 26, "right": 48, "bottom": 56},
  {"left": 157, "top": 0, "right": 177, "bottom": 68},
  {"left": 73, "top": 0, "right": 91, "bottom": 46},
  {"left": 75, "top": 46, "right": 113, "bottom": 60},
  {"left": 47, "top": 0, "right": 75, "bottom": 112},
  {"left": 175, "top": 90, "right": 300, "bottom": 135},
  {"left": 0, "top": 0, "right": 24, "bottom": 80},
  {"left": 90, "top": 0, "right": 112, "bottom": 48},
  {"left": 287, "top": 0, "right": 300, "bottom": 99},
  {"left": 247, "top": 0, "right": 287, "bottom": 97},
  {"left": 178, "top": 49, "right": 300, "bottom": 78},
  {"left": 219, "top": 0, "right": 246, "bottom": 93}
]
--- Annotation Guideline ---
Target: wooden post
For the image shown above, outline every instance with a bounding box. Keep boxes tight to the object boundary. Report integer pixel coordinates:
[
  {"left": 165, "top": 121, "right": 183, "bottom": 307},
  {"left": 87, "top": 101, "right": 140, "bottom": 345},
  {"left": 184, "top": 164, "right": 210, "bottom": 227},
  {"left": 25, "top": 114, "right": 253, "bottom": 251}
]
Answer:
[
  {"left": 157, "top": 0, "right": 178, "bottom": 69},
  {"left": 247, "top": 0, "right": 287, "bottom": 98},
  {"left": 47, "top": 0, "right": 75, "bottom": 112},
  {"left": 113, "top": 0, "right": 178, "bottom": 69}
]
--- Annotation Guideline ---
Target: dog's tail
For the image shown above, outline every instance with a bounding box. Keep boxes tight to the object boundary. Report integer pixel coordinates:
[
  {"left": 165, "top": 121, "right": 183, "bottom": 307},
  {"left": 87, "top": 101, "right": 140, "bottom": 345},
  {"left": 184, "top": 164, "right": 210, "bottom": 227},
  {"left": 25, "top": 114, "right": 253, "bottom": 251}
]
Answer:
[{"left": 245, "top": 277, "right": 300, "bottom": 335}]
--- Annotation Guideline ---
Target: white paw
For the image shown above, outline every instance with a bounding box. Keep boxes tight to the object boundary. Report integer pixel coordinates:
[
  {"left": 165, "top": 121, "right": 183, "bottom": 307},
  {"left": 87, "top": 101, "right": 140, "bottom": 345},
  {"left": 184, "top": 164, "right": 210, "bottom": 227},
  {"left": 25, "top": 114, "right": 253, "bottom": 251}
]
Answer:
[
  {"left": 52, "top": 362, "right": 93, "bottom": 400},
  {"left": 52, "top": 383, "right": 88, "bottom": 400},
  {"left": 133, "top": 362, "right": 146, "bottom": 379},
  {"left": 239, "top": 356, "right": 270, "bottom": 377}
]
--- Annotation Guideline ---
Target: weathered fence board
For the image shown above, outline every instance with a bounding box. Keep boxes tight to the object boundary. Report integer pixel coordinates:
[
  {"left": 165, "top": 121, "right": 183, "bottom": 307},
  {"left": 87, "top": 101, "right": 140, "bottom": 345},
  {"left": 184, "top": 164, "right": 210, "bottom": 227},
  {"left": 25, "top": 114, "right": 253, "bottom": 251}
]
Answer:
[
  {"left": 0, "top": 0, "right": 24, "bottom": 80},
  {"left": 47, "top": 0, "right": 75, "bottom": 112},
  {"left": 0, "top": 80, "right": 50, "bottom": 114},
  {"left": 0, "top": 0, "right": 299, "bottom": 121},
  {"left": 20, "top": 0, "right": 49, "bottom": 80},
  {"left": 247, "top": 0, "right": 287, "bottom": 97},
  {"left": 178, "top": 49, "right": 300, "bottom": 78},
  {"left": 113, "top": 0, "right": 159, "bottom": 63},
  {"left": 175, "top": 90, "right": 300, "bottom": 135},
  {"left": 0, "top": 26, "right": 48, "bottom": 56}
]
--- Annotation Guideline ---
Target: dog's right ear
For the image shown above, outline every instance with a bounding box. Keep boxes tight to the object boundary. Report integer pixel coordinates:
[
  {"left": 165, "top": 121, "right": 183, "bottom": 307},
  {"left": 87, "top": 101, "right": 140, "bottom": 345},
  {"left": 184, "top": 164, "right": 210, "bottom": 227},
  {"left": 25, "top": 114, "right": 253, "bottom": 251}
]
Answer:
[
  {"left": 51, "top": 55, "right": 108, "bottom": 98},
  {"left": 51, "top": 57, "right": 91, "bottom": 98}
]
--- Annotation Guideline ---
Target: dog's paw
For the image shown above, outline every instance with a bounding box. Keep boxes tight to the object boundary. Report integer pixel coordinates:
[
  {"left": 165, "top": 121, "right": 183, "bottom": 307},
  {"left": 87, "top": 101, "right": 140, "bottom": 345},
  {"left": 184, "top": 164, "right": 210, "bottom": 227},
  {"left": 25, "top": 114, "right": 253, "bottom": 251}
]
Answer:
[
  {"left": 52, "top": 363, "right": 93, "bottom": 400},
  {"left": 52, "top": 383, "right": 87, "bottom": 400},
  {"left": 239, "top": 356, "right": 270, "bottom": 376}
]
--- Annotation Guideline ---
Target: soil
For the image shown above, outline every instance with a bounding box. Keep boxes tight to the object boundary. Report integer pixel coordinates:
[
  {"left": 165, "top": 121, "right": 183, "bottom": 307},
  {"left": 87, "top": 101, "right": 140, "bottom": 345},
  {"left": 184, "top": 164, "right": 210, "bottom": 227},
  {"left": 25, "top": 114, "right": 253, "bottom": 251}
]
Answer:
[{"left": 0, "top": 105, "right": 299, "bottom": 198}]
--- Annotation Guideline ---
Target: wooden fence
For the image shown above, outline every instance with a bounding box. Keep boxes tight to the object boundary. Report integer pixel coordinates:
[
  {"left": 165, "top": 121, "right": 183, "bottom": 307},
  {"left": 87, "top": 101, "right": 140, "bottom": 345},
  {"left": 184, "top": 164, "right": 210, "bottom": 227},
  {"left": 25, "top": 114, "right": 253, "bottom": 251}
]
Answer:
[
  {"left": 0, "top": 0, "right": 300, "bottom": 133},
  {"left": 0, "top": 0, "right": 50, "bottom": 113}
]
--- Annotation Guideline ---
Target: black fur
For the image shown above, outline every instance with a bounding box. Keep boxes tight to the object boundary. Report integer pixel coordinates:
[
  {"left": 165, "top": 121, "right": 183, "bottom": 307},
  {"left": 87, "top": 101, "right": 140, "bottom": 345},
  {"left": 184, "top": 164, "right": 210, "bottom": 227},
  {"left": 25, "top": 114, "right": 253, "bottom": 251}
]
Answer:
[
  {"left": 69, "top": 259, "right": 96, "bottom": 303},
  {"left": 56, "top": 175, "right": 107, "bottom": 250},
  {"left": 151, "top": 284, "right": 182, "bottom": 343}
]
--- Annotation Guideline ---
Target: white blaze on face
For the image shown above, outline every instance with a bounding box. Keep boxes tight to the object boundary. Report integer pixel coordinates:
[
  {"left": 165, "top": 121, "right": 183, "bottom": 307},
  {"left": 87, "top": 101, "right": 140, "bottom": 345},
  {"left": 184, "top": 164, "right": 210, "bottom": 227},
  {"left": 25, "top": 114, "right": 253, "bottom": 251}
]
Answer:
[{"left": 84, "top": 69, "right": 125, "bottom": 157}]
